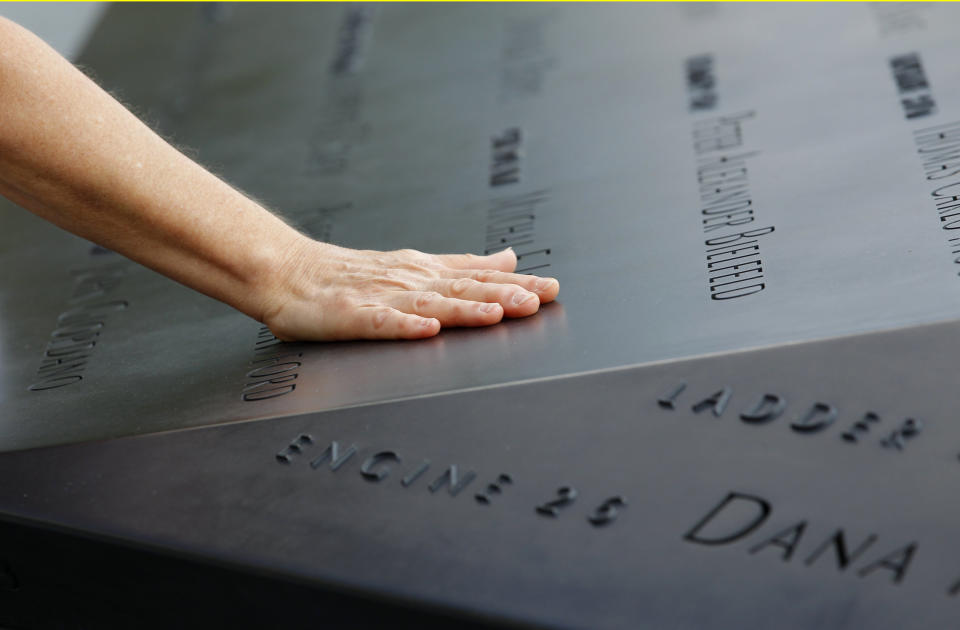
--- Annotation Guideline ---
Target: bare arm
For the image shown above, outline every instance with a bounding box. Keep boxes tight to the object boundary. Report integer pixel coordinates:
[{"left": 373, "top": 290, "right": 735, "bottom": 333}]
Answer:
[{"left": 0, "top": 17, "right": 558, "bottom": 341}]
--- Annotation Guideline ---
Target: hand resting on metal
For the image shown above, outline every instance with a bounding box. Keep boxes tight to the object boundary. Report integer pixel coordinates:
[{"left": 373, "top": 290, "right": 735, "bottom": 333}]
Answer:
[{"left": 0, "top": 17, "right": 559, "bottom": 341}]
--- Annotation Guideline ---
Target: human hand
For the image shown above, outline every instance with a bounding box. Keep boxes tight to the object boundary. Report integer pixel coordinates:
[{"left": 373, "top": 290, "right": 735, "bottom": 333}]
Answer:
[
  {"left": 260, "top": 240, "right": 559, "bottom": 341},
  {"left": 0, "top": 17, "right": 558, "bottom": 342}
]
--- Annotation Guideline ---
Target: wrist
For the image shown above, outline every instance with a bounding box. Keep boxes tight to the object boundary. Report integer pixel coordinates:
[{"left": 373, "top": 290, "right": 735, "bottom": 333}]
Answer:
[{"left": 247, "top": 231, "right": 330, "bottom": 335}]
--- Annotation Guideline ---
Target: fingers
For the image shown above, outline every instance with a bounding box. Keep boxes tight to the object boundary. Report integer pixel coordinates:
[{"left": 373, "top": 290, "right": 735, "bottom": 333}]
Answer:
[
  {"left": 434, "top": 248, "right": 517, "bottom": 272},
  {"left": 435, "top": 277, "right": 540, "bottom": 317},
  {"left": 432, "top": 249, "right": 557, "bottom": 304},
  {"left": 334, "top": 306, "right": 440, "bottom": 340},
  {"left": 386, "top": 291, "right": 504, "bottom": 327},
  {"left": 261, "top": 241, "right": 558, "bottom": 342},
  {"left": 446, "top": 268, "right": 559, "bottom": 304}
]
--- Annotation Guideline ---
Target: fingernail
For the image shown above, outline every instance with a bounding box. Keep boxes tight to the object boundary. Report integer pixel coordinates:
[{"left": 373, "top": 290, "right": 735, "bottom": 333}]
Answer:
[
  {"left": 536, "top": 278, "right": 557, "bottom": 292},
  {"left": 500, "top": 247, "right": 514, "bottom": 254},
  {"left": 512, "top": 292, "right": 535, "bottom": 306},
  {"left": 479, "top": 303, "right": 500, "bottom": 313}
]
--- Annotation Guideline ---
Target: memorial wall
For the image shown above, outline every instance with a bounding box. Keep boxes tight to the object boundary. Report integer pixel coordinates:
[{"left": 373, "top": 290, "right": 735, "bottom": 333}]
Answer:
[{"left": 1, "top": 3, "right": 959, "bottom": 627}]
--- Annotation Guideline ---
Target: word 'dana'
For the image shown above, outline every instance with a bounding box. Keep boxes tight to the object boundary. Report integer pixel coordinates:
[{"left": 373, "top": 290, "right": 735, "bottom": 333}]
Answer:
[
  {"left": 685, "top": 491, "right": 960, "bottom": 598},
  {"left": 656, "top": 382, "right": 923, "bottom": 452},
  {"left": 684, "top": 492, "right": 917, "bottom": 585}
]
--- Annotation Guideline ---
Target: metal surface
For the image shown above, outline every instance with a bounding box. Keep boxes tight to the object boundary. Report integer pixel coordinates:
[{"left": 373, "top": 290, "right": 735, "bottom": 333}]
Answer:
[
  {"left": 2, "top": 3, "right": 960, "bottom": 628},
  {"left": 3, "top": 318, "right": 960, "bottom": 628},
  {"left": 2, "top": 3, "right": 960, "bottom": 450}
]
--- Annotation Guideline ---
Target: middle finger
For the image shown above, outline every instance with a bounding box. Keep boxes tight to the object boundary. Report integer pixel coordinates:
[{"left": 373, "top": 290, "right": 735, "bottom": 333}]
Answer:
[
  {"left": 444, "top": 268, "right": 559, "bottom": 303},
  {"left": 433, "top": 278, "right": 540, "bottom": 317}
]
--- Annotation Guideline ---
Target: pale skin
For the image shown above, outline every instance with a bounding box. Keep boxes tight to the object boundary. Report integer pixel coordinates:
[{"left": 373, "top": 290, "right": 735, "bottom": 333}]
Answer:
[{"left": 0, "top": 17, "right": 559, "bottom": 341}]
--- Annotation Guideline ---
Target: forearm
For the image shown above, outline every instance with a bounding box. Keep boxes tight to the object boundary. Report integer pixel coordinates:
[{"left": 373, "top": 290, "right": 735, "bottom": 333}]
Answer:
[
  {"left": 0, "top": 16, "right": 302, "bottom": 322},
  {"left": 0, "top": 17, "right": 559, "bottom": 342}
]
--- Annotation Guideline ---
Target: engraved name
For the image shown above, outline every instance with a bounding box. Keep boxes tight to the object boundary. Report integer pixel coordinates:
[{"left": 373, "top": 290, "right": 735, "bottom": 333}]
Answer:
[
  {"left": 685, "top": 54, "right": 717, "bottom": 111},
  {"left": 685, "top": 492, "right": 918, "bottom": 585},
  {"left": 909, "top": 120, "right": 960, "bottom": 276},
  {"left": 484, "top": 189, "right": 552, "bottom": 275},
  {"left": 889, "top": 52, "right": 936, "bottom": 119},
  {"left": 690, "top": 111, "right": 775, "bottom": 300},
  {"left": 657, "top": 381, "right": 922, "bottom": 451},
  {"left": 330, "top": 5, "right": 373, "bottom": 76},
  {"left": 241, "top": 326, "right": 302, "bottom": 401},
  {"left": 490, "top": 127, "right": 522, "bottom": 187},
  {"left": 29, "top": 264, "right": 129, "bottom": 391}
]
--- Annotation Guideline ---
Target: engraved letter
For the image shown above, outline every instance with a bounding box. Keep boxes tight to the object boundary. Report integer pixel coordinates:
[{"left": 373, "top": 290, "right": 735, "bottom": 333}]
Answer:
[
  {"left": 691, "top": 386, "right": 732, "bottom": 417},
  {"left": 243, "top": 384, "right": 296, "bottom": 401},
  {"left": 309, "top": 441, "right": 357, "bottom": 471},
  {"left": 880, "top": 418, "right": 922, "bottom": 451},
  {"left": 360, "top": 451, "right": 400, "bottom": 482},
  {"left": 401, "top": 460, "right": 431, "bottom": 488},
  {"left": 932, "top": 181, "right": 960, "bottom": 197},
  {"left": 28, "top": 375, "right": 83, "bottom": 391},
  {"left": 657, "top": 382, "right": 687, "bottom": 409},
  {"left": 711, "top": 283, "right": 765, "bottom": 300},
  {"left": 740, "top": 394, "right": 786, "bottom": 424},
  {"left": 428, "top": 465, "right": 476, "bottom": 497},
  {"left": 841, "top": 411, "right": 880, "bottom": 443},
  {"left": 804, "top": 530, "right": 877, "bottom": 570},
  {"left": 790, "top": 402, "right": 838, "bottom": 434},
  {"left": 749, "top": 521, "right": 807, "bottom": 561},
  {"left": 857, "top": 543, "right": 917, "bottom": 584},
  {"left": 704, "top": 225, "right": 775, "bottom": 248},
  {"left": 683, "top": 492, "right": 771, "bottom": 546},
  {"left": 475, "top": 473, "right": 513, "bottom": 505},
  {"left": 275, "top": 433, "right": 313, "bottom": 464}
]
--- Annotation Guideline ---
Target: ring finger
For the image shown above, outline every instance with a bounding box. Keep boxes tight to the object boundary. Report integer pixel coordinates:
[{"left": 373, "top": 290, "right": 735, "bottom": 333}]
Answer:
[
  {"left": 434, "top": 278, "right": 540, "bottom": 317},
  {"left": 388, "top": 291, "right": 505, "bottom": 327},
  {"left": 447, "top": 268, "right": 559, "bottom": 303}
]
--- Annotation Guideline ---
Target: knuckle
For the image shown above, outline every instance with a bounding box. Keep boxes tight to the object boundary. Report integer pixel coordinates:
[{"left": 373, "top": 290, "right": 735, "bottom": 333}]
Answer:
[
  {"left": 369, "top": 252, "right": 392, "bottom": 267},
  {"left": 394, "top": 279, "right": 418, "bottom": 291},
  {"left": 395, "top": 248, "right": 426, "bottom": 262},
  {"left": 372, "top": 308, "right": 392, "bottom": 330},
  {"left": 415, "top": 292, "right": 439, "bottom": 309},
  {"left": 450, "top": 278, "right": 473, "bottom": 296},
  {"left": 371, "top": 270, "right": 416, "bottom": 291},
  {"left": 333, "top": 292, "right": 356, "bottom": 312},
  {"left": 440, "top": 253, "right": 470, "bottom": 268},
  {"left": 497, "top": 287, "right": 516, "bottom": 303},
  {"left": 473, "top": 269, "right": 499, "bottom": 282},
  {"left": 379, "top": 269, "right": 400, "bottom": 283},
  {"left": 422, "top": 257, "right": 445, "bottom": 271},
  {"left": 399, "top": 261, "right": 434, "bottom": 277}
]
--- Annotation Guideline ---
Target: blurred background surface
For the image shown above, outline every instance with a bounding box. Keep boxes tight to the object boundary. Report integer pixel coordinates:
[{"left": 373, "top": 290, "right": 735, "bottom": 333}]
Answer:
[{"left": 0, "top": 2, "right": 104, "bottom": 59}]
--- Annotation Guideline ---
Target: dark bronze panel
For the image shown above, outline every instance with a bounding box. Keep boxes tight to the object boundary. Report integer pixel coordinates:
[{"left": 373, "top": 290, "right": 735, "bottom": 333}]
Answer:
[
  {"left": 1, "top": 317, "right": 958, "bottom": 628},
  {"left": 1, "top": 3, "right": 960, "bottom": 627},
  {"left": 3, "top": 4, "right": 960, "bottom": 450}
]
